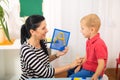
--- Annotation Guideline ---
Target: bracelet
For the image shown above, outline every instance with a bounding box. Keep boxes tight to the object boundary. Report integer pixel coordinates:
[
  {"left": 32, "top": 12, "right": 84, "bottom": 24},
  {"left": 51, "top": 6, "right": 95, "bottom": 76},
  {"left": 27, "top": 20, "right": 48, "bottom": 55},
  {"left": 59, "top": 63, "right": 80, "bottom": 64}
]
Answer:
[{"left": 55, "top": 54, "right": 59, "bottom": 58}]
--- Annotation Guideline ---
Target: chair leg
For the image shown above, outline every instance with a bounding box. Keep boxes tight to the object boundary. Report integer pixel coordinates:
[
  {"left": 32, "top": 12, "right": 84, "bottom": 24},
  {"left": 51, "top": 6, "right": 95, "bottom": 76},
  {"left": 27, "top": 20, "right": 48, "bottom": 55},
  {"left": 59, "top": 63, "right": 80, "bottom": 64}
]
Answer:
[{"left": 116, "top": 63, "right": 118, "bottom": 75}]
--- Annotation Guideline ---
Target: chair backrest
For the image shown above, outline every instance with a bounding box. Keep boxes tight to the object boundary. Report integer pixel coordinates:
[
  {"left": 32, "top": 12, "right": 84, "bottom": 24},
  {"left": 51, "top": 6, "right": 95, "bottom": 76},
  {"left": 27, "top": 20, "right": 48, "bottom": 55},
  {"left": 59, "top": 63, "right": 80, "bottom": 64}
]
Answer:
[{"left": 119, "top": 52, "right": 120, "bottom": 59}]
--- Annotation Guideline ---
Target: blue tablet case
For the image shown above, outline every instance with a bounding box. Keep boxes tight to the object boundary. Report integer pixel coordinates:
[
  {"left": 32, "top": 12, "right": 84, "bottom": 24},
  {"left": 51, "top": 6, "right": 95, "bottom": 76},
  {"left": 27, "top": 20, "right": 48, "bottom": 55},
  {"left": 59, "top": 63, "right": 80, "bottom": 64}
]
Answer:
[{"left": 50, "top": 28, "right": 70, "bottom": 51}]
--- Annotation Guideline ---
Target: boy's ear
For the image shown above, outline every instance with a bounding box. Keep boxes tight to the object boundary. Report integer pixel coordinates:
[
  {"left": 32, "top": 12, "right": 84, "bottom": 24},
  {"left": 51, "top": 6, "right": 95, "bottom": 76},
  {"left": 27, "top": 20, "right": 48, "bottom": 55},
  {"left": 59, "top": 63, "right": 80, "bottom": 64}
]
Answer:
[
  {"left": 91, "top": 27, "right": 96, "bottom": 32},
  {"left": 91, "top": 27, "right": 96, "bottom": 33}
]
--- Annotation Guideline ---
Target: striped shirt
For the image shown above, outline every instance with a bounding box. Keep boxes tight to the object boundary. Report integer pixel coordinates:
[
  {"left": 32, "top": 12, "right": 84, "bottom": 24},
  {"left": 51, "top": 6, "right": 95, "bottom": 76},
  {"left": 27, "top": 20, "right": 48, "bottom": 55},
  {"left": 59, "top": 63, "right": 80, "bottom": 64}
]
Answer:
[{"left": 20, "top": 42, "right": 55, "bottom": 80}]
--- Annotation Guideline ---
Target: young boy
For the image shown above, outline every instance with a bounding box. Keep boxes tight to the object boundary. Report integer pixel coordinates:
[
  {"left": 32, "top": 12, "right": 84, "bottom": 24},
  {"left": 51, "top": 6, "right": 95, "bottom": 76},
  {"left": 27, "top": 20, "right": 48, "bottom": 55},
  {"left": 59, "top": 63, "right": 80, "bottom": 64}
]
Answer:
[{"left": 67, "top": 14, "right": 108, "bottom": 80}]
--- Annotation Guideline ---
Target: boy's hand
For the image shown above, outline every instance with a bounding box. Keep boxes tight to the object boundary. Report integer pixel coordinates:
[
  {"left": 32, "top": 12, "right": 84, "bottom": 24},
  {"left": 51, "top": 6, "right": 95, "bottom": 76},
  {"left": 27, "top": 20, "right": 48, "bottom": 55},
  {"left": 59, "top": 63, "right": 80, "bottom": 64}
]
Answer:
[
  {"left": 74, "top": 65, "right": 81, "bottom": 73},
  {"left": 91, "top": 74, "right": 98, "bottom": 80},
  {"left": 74, "top": 57, "right": 83, "bottom": 73}
]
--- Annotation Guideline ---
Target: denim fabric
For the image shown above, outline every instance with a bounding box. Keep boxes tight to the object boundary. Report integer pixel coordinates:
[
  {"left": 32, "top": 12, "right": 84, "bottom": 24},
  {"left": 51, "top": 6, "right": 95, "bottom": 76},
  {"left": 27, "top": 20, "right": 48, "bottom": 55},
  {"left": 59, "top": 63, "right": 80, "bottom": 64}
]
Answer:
[{"left": 67, "top": 68, "right": 102, "bottom": 79}]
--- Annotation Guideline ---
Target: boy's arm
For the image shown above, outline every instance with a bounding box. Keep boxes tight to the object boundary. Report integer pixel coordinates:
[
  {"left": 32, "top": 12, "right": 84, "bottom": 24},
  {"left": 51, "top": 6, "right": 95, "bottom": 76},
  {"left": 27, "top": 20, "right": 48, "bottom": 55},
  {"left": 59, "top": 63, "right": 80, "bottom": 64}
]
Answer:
[{"left": 91, "top": 59, "right": 104, "bottom": 80}]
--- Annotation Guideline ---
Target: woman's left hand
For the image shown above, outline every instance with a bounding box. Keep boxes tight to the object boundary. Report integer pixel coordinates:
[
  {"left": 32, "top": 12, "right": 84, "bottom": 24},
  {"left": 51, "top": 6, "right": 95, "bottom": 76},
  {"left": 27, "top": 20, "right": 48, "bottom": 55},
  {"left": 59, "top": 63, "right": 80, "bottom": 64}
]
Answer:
[{"left": 56, "top": 47, "right": 68, "bottom": 57}]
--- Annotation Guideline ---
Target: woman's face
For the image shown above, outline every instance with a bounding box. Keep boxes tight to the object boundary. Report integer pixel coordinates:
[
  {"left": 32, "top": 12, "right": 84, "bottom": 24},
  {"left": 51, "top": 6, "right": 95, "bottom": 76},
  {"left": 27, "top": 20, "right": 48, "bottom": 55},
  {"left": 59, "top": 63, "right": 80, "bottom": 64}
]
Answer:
[{"left": 33, "top": 20, "right": 48, "bottom": 40}]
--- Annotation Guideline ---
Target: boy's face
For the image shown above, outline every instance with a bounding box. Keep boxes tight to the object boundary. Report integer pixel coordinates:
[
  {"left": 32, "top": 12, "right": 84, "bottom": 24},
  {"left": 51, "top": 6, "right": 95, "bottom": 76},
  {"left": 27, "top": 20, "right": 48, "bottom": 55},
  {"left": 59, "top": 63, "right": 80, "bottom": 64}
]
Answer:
[{"left": 80, "top": 22, "right": 92, "bottom": 39}]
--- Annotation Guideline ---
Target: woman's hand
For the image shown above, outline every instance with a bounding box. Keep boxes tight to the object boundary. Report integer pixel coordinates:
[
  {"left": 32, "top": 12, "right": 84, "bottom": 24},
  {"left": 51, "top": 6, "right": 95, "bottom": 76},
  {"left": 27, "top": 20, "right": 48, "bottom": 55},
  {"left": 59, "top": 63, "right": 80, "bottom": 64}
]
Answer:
[
  {"left": 69, "top": 58, "right": 81, "bottom": 69},
  {"left": 56, "top": 47, "right": 68, "bottom": 57}
]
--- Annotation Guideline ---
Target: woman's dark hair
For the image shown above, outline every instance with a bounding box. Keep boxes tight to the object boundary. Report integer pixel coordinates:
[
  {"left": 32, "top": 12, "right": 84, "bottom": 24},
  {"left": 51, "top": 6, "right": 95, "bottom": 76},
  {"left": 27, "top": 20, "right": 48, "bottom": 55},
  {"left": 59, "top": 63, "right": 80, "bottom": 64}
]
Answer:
[
  {"left": 21, "top": 15, "right": 48, "bottom": 55},
  {"left": 21, "top": 15, "right": 45, "bottom": 44}
]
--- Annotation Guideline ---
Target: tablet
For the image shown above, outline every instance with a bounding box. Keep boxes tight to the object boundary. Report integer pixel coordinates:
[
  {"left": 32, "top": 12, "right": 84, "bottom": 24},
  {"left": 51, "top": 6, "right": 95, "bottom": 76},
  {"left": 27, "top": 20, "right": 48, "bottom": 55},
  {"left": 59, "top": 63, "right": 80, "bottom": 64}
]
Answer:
[{"left": 50, "top": 28, "right": 70, "bottom": 51}]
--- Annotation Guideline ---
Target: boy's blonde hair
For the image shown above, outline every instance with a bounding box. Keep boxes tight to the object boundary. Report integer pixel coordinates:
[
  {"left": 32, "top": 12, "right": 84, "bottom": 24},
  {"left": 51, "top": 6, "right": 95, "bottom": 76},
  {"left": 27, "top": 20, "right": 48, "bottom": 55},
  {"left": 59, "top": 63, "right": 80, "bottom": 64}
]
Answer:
[{"left": 80, "top": 14, "right": 101, "bottom": 32}]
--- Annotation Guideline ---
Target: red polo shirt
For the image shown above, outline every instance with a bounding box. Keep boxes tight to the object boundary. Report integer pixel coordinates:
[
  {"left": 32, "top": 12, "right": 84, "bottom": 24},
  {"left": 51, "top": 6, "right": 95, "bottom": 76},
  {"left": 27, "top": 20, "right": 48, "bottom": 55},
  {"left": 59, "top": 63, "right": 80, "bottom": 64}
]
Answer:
[{"left": 83, "top": 33, "right": 108, "bottom": 76}]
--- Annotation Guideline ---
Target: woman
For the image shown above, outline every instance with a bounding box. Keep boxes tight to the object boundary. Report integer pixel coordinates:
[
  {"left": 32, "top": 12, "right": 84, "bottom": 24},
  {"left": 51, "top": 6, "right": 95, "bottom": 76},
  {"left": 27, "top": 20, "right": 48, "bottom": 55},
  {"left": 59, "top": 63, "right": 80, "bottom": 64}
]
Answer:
[{"left": 20, "top": 15, "right": 81, "bottom": 80}]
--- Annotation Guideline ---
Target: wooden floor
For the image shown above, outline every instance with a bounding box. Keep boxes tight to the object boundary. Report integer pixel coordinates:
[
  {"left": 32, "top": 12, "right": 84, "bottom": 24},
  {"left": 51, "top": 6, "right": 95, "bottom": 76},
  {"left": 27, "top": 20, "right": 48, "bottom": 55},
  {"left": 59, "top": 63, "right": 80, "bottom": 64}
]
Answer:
[
  {"left": 104, "top": 68, "right": 120, "bottom": 80},
  {"left": 55, "top": 68, "right": 120, "bottom": 80}
]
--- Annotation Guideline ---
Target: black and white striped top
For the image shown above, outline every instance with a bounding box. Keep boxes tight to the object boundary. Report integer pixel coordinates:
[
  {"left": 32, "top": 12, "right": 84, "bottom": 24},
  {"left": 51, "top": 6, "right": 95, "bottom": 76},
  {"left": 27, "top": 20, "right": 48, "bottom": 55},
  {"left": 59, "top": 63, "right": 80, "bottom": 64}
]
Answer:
[{"left": 20, "top": 42, "right": 55, "bottom": 80}]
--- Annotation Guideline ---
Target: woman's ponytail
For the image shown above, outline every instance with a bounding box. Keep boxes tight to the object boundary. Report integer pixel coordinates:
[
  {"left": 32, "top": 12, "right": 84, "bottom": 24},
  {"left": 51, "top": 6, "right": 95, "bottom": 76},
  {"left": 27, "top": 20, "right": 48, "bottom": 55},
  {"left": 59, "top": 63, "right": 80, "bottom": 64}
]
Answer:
[
  {"left": 40, "top": 40, "right": 48, "bottom": 55},
  {"left": 20, "top": 24, "right": 29, "bottom": 44}
]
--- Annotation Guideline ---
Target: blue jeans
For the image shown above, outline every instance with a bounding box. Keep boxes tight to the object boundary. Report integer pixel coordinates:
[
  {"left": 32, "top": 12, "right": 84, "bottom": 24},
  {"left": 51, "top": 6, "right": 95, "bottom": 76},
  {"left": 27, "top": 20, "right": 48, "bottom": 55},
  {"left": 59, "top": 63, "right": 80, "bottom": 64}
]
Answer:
[{"left": 67, "top": 68, "right": 102, "bottom": 79}]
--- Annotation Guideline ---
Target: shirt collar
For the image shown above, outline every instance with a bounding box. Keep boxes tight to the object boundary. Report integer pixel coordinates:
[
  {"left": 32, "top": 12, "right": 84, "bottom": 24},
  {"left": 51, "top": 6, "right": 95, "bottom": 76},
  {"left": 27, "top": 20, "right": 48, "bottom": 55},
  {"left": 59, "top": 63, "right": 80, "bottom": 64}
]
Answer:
[{"left": 87, "top": 33, "right": 100, "bottom": 44}]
